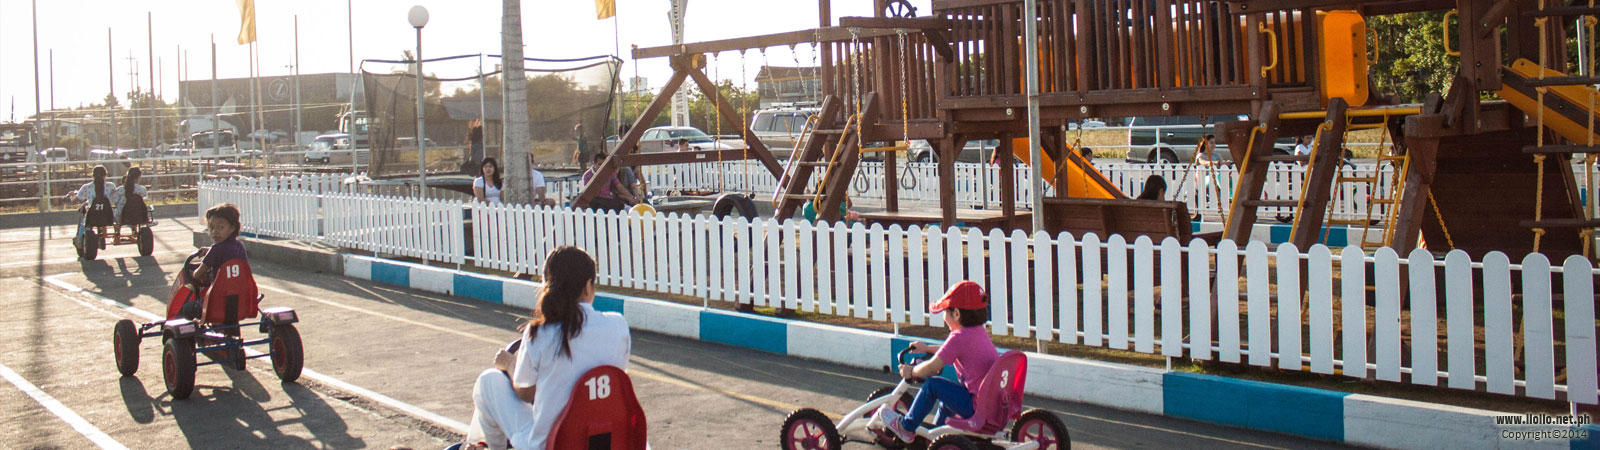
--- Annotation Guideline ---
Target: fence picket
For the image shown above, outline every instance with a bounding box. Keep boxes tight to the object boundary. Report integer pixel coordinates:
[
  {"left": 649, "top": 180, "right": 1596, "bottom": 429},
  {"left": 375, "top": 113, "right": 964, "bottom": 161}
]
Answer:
[
  {"left": 908, "top": 226, "right": 926, "bottom": 325},
  {"left": 766, "top": 219, "right": 783, "bottom": 308},
  {"left": 1058, "top": 233, "right": 1078, "bottom": 345},
  {"left": 833, "top": 222, "right": 850, "bottom": 315},
  {"left": 1375, "top": 248, "right": 1402, "bottom": 382},
  {"left": 967, "top": 228, "right": 986, "bottom": 323},
  {"left": 1561, "top": 255, "right": 1598, "bottom": 405},
  {"left": 896, "top": 224, "right": 908, "bottom": 321},
  {"left": 922, "top": 227, "right": 941, "bottom": 326},
  {"left": 1107, "top": 235, "right": 1130, "bottom": 350},
  {"left": 1188, "top": 238, "right": 1212, "bottom": 360},
  {"left": 720, "top": 216, "right": 735, "bottom": 302},
  {"left": 1033, "top": 232, "right": 1053, "bottom": 341},
  {"left": 1246, "top": 241, "right": 1271, "bottom": 367},
  {"left": 985, "top": 229, "right": 1009, "bottom": 335},
  {"left": 1159, "top": 238, "right": 1183, "bottom": 357},
  {"left": 1407, "top": 248, "right": 1439, "bottom": 386},
  {"left": 1444, "top": 250, "right": 1476, "bottom": 389},
  {"left": 1483, "top": 252, "right": 1513, "bottom": 394},
  {"left": 1522, "top": 253, "right": 1556, "bottom": 399},
  {"left": 798, "top": 221, "right": 815, "bottom": 312},
  {"left": 946, "top": 228, "right": 965, "bottom": 326},
  {"left": 785, "top": 220, "right": 801, "bottom": 312},
  {"left": 852, "top": 223, "right": 870, "bottom": 318},
  {"left": 1308, "top": 245, "right": 1333, "bottom": 374},
  {"left": 1277, "top": 243, "right": 1302, "bottom": 371},
  {"left": 816, "top": 222, "right": 834, "bottom": 314},
  {"left": 1133, "top": 237, "right": 1154, "bottom": 353},
  {"left": 1083, "top": 233, "right": 1103, "bottom": 347}
]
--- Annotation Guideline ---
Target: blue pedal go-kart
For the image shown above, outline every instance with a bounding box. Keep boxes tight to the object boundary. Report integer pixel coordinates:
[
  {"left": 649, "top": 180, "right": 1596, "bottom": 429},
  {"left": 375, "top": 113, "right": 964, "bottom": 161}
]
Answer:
[
  {"left": 780, "top": 347, "right": 1069, "bottom": 450},
  {"left": 111, "top": 251, "right": 304, "bottom": 399}
]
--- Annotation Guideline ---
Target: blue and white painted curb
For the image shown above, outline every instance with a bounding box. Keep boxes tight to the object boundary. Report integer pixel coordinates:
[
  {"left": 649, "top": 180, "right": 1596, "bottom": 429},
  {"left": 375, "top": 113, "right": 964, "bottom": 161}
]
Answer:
[{"left": 343, "top": 254, "right": 1597, "bottom": 450}]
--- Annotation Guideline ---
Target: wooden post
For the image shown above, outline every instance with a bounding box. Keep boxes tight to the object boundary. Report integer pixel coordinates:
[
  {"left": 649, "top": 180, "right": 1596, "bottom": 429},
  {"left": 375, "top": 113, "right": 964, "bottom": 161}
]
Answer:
[
  {"left": 573, "top": 65, "right": 690, "bottom": 208},
  {"left": 999, "top": 135, "right": 1016, "bottom": 217},
  {"left": 940, "top": 136, "right": 960, "bottom": 227},
  {"left": 1288, "top": 98, "right": 1349, "bottom": 248},
  {"left": 1222, "top": 101, "right": 1283, "bottom": 243}
]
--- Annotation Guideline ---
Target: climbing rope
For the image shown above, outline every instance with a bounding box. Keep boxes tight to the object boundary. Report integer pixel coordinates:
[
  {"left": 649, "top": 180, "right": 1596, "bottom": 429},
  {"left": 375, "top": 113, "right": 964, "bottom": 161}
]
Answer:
[
  {"left": 710, "top": 52, "right": 725, "bottom": 192},
  {"left": 1532, "top": 1, "right": 1549, "bottom": 252},
  {"left": 897, "top": 29, "right": 917, "bottom": 191}
]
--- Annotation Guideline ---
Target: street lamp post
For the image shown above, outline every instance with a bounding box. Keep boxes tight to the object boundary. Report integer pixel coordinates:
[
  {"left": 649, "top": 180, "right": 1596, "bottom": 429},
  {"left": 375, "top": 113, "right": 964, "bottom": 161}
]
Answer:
[{"left": 409, "top": 5, "right": 429, "bottom": 196}]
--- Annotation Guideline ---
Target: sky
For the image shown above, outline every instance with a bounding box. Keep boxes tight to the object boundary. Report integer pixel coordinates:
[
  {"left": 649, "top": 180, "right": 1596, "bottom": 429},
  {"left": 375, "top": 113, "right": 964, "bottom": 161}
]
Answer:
[{"left": 0, "top": 0, "right": 934, "bottom": 121}]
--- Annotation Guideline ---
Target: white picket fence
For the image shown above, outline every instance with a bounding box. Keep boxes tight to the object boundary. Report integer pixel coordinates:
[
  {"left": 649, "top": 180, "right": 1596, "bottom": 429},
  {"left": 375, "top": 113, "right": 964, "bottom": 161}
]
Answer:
[{"left": 200, "top": 176, "right": 1599, "bottom": 405}]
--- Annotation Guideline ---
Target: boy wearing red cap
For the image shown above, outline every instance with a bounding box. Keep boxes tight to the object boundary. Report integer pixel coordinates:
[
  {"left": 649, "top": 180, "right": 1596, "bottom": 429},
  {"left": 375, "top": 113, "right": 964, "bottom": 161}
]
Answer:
[{"left": 875, "top": 280, "right": 998, "bottom": 441}]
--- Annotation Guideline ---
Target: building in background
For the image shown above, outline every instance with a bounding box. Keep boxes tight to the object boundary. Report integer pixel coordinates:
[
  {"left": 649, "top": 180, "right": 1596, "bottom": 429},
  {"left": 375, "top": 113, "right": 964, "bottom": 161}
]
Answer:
[
  {"left": 755, "top": 66, "right": 821, "bottom": 108},
  {"left": 628, "top": 76, "right": 650, "bottom": 96}
]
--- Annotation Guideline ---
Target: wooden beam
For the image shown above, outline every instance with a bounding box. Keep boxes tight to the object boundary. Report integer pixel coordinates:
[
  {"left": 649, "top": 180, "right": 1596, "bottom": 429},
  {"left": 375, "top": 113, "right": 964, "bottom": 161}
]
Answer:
[
  {"left": 572, "top": 68, "right": 689, "bottom": 208},
  {"left": 999, "top": 136, "right": 1016, "bottom": 218},
  {"left": 1221, "top": 101, "right": 1283, "bottom": 243},
  {"left": 632, "top": 27, "right": 909, "bottom": 59},
  {"left": 617, "top": 149, "right": 770, "bottom": 166},
  {"left": 940, "top": 136, "right": 962, "bottom": 226},
  {"left": 836, "top": 17, "right": 951, "bottom": 30},
  {"left": 685, "top": 67, "right": 786, "bottom": 182},
  {"left": 1288, "top": 98, "right": 1349, "bottom": 249}
]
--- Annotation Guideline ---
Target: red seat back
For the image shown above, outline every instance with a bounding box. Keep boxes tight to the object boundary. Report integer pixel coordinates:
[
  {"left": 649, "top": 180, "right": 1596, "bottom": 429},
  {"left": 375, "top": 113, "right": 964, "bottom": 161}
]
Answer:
[
  {"left": 201, "top": 259, "right": 259, "bottom": 325},
  {"left": 546, "top": 365, "right": 647, "bottom": 450},
  {"left": 945, "top": 351, "right": 1028, "bottom": 434}
]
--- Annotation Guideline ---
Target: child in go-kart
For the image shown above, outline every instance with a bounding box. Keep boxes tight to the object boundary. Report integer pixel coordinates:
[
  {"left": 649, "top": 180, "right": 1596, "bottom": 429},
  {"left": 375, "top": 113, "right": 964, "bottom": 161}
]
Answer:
[
  {"left": 171, "top": 203, "right": 247, "bottom": 317},
  {"left": 874, "top": 280, "right": 998, "bottom": 442}
]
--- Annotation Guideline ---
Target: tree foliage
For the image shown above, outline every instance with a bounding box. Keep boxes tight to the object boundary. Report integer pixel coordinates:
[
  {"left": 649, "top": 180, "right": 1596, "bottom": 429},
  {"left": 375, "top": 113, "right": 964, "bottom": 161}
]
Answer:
[{"left": 1368, "top": 11, "right": 1459, "bottom": 103}]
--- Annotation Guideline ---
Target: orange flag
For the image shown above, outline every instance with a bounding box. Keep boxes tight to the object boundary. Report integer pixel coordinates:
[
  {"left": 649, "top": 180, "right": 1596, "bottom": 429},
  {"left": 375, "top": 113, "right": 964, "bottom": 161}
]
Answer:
[{"left": 595, "top": 0, "right": 616, "bottom": 19}]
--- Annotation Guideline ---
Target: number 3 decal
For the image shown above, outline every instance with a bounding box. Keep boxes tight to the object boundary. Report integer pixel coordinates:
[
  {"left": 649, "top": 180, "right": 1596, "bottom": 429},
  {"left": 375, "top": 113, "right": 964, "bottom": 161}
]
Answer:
[{"left": 584, "top": 374, "right": 612, "bottom": 400}]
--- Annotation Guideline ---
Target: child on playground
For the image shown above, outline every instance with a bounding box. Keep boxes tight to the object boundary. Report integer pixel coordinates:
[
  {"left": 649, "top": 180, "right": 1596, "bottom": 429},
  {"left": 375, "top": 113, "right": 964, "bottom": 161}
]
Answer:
[{"left": 875, "top": 280, "right": 997, "bottom": 441}]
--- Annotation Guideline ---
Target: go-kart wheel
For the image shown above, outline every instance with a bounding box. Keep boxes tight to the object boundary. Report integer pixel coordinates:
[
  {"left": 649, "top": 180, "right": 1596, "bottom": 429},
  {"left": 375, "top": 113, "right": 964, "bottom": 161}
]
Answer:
[
  {"left": 270, "top": 324, "right": 304, "bottom": 383},
  {"left": 1009, "top": 409, "right": 1070, "bottom": 450},
  {"left": 868, "top": 386, "right": 917, "bottom": 449},
  {"left": 926, "top": 435, "right": 978, "bottom": 450},
  {"left": 780, "top": 408, "right": 841, "bottom": 450},
  {"left": 163, "top": 337, "right": 197, "bottom": 400},
  {"left": 137, "top": 228, "right": 154, "bottom": 256},
  {"left": 113, "top": 319, "right": 140, "bottom": 376},
  {"left": 80, "top": 230, "right": 99, "bottom": 260}
]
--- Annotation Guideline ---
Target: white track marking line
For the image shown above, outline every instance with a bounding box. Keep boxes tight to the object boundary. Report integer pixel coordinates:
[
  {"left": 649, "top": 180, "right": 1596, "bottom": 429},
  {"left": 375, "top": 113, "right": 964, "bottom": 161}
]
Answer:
[
  {"left": 0, "top": 363, "right": 129, "bottom": 450},
  {"left": 1, "top": 249, "right": 190, "bottom": 268},
  {"left": 42, "top": 273, "right": 471, "bottom": 434}
]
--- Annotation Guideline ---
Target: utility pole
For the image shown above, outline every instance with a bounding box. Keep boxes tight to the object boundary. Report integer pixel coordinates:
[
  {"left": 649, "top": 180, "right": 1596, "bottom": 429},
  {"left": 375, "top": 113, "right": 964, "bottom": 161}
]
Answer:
[
  {"left": 108, "top": 28, "right": 118, "bottom": 155},
  {"left": 126, "top": 52, "right": 139, "bottom": 150},
  {"left": 32, "top": 0, "right": 43, "bottom": 211},
  {"left": 149, "top": 12, "right": 156, "bottom": 153},
  {"left": 295, "top": 15, "right": 302, "bottom": 147}
]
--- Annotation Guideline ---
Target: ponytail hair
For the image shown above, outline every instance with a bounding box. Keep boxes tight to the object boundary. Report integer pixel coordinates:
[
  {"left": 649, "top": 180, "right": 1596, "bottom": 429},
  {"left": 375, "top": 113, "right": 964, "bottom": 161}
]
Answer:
[
  {"left": 92, "top": 165, "right": 108, "bottom": 197},
  {"left": 123, "top": 167, "right": 142, "bottom": 193},
  {"left": 525, "top": 246, "right": 597, "bottom": 358}
]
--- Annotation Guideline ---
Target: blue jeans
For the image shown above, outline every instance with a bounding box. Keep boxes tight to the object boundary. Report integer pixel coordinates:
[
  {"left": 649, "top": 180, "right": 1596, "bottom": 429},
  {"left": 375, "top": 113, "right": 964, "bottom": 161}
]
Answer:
[{"left": 902, "top": 377, "right": 974, "bottom": 432}]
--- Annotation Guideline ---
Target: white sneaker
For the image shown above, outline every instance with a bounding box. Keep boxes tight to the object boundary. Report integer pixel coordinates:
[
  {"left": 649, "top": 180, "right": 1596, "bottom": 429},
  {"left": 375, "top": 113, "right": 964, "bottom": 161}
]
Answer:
[{"left": 873, "top": 405, "right": 916, "bottom": 442}]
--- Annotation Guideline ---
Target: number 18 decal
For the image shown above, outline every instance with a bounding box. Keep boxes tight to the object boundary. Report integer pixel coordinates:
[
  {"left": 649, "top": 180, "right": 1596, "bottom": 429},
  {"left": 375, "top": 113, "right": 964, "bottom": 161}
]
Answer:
[{"left": 584, "top": 374, "right": 612, "bottom": 400}]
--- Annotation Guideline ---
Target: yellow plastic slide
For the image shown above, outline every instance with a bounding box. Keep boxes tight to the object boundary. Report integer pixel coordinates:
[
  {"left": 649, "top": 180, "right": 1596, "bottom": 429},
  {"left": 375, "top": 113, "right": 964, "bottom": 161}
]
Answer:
[
  {"left": 1498, "top": 58, "right": 1600, "bottom": 146},
  {"left": 1008, "top": 138, "right": 1124, "bottom": 199}
]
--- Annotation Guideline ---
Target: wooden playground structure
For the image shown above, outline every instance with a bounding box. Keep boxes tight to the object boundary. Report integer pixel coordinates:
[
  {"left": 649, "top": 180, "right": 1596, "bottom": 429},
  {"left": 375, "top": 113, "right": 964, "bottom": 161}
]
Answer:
[{"left": 575, "top": 0, "right": 1600, "bottom": 261}]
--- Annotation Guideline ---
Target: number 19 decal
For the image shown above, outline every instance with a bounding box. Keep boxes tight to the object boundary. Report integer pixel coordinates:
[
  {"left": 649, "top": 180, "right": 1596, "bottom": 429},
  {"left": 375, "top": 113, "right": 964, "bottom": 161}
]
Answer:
[
  {"left": 226, "top": 265, "right": 241, "bottom": 278},
  {"left": 584, "top": 374, "right": 612, "bottom": 400}
]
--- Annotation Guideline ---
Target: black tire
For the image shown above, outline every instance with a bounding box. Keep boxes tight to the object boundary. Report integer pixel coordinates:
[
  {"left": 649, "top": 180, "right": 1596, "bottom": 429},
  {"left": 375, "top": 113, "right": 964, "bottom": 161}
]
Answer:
[
  {"left": 163, "top": 337, "right": 196, "bottom": 400},
  {"left": 113, "top": 319, "right": 140, "bottom": 377},
  {"left": 926, "top": 435, "right": 978, "bottom": 450},
  {"left": 711, "top": 193, "right": 758, "bottom": 221},
  {"left": 1009, "top": 409, "right": 1071, "bottom": 450},
  {"left": 780, "top": 408, "right": 841, "bottom": 450},
  {"left": 1158, "top": 150, "right": 1179, "bottom": 164},
  {"left": 270, "top": 324, "right": 304, "bottom": 383},
  {"left": 868, "top": 386, "right": 917, "bottom": 449},
  {"left": 81, "top": 230, "right": 99, "bottom": 261},
  {"left": 137, "top": 228, "right": 154, "bottom": 256}
]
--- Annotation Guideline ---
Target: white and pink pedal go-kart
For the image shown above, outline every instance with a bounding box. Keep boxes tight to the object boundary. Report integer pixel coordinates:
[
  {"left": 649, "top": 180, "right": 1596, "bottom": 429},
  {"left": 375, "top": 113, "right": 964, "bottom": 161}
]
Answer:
[{"left": 780, "top": 347, "right": 1069, "bottom": 450}]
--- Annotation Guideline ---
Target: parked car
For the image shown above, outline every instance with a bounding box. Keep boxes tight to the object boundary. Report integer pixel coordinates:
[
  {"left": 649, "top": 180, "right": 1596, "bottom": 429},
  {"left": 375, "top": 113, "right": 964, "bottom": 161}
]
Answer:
[
  {"left": 304, "top": 134, "right": 348, "bottom": 164},
  {"left": 905, "top": 139, "right": 1009, "bottom": 164},
  {"left": 39, "top": 147, "right": 68, "bottom": 163},
  {"left": 749, "top": 103, "right": 820, "bottom": 159},
  {"left": 1123, "top": 115, "right": 1296, "bottom": 164},
  {"left": 609, "top": 126, "right": 742, "bottom": 154}
]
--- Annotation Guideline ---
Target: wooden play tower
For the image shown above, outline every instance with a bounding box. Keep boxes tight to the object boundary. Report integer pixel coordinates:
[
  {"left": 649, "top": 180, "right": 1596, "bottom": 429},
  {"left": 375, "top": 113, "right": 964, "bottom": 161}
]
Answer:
[{"left": 575, "top": 0, "right": 1600, "bottom": 261}]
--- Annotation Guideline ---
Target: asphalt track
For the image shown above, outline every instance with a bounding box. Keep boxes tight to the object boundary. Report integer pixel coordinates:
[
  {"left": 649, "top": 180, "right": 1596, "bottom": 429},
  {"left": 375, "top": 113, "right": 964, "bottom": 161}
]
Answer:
[{"left": 0, "top": 218, "right": 1356, "bottom": 449}]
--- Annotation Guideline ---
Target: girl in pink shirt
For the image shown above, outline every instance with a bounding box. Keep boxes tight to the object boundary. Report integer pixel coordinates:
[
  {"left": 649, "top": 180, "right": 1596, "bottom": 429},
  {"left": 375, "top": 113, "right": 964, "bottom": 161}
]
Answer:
[{"left": 877, "top": 280, "right": 998, "bottom": 441}]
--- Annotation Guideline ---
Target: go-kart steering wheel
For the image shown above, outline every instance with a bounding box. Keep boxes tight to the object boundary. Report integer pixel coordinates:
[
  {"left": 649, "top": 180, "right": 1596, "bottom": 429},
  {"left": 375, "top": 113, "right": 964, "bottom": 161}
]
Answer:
[
  {"left": 181, "top": 251, "right": 210, "bottom": 288},
  {"left": 894, "top": 347, "right": 933, "bottom": 383}
]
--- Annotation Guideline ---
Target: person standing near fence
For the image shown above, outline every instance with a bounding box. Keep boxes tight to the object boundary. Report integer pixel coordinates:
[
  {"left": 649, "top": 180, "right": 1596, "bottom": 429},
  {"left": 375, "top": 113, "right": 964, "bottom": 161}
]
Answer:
[
  {"left": 474, "top": 158, "right": 504, "bottom": 204},
  {"left": 526, "top": 154, "right": 554, "bottom": 207}
]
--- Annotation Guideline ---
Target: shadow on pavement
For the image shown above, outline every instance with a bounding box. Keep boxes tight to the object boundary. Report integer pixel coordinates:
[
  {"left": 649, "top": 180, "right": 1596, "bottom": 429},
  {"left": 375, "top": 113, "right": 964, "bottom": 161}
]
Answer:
[{"left": 119, "top": 376, "right": 157, "bottom": 424}]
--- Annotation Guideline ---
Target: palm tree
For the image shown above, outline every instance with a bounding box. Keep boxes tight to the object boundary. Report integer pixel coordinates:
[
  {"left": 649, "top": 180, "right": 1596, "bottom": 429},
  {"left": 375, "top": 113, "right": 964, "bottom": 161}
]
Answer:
[{"left": 500, "top": 0, "right": 532, "bottom": 204}]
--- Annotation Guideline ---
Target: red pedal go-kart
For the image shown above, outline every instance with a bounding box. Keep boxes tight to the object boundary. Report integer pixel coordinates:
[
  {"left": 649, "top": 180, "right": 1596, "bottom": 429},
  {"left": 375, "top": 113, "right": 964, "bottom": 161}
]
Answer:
[
  {"left": 781, "top": 348, "right": 1069, "bottom": 450},
  {"left": 73, "top": 189, "right": 157, "bottom": 260},
  {"left": 110, "top": 251, "right": 304, "bottom": 399}
]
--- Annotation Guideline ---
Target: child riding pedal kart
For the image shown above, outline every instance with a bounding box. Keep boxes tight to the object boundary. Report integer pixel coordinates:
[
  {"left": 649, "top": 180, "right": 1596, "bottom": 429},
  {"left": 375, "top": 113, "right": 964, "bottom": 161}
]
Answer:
[
  {"left": 72, "top": 166, "right": 157, "bottom": 260},
  {"left": 780, "top": 281, "right": 1069, "bottom": 450},
  {"left": 110, "top": 204, "right": 303, "bottom": 399}
]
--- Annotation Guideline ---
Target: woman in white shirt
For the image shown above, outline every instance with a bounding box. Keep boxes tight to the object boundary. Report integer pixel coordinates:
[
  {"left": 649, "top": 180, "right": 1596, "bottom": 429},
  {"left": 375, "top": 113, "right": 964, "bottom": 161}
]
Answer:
[
  {"left": 70, "top": 165, "right": 118, "bottom": 212},
  {"left": 464, "top": 247, "right": 632, "bottom": 450},
  {"left": 473, "top": 157, "right": 504, "bottom": 204}
]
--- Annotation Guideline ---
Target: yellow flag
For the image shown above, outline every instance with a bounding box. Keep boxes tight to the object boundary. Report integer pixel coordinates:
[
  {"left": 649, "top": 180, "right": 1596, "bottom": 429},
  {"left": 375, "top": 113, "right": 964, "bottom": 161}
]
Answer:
[
  {"left": 236, "top": 0, "right": 257, "bottom": 44},
  {"left": 595, "top": 0, "right": 616, "bottom": 19}
]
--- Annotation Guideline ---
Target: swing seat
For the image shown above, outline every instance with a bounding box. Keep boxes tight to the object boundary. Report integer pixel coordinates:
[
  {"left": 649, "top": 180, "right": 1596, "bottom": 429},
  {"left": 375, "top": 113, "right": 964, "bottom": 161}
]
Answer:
[{"left": 1040, "top": 197, "right": 1195, "bottom": 243}]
